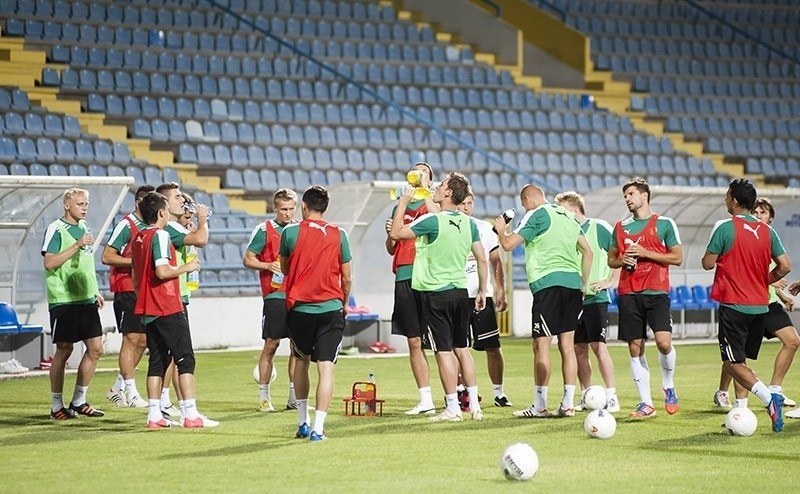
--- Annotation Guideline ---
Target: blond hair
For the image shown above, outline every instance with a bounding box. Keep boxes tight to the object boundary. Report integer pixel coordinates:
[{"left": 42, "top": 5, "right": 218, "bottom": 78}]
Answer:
[
  {"left": 62, "top": 188, "right": 89, "bottom": 204},
  {"left": 273, "top": 188, "right": 298, "bottom": 205},
  {"left": 554, "top": 190, "right": 585, "bottom": 215}
]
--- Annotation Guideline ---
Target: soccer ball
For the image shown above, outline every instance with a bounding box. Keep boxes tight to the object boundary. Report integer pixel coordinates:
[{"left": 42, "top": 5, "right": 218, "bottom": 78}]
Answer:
[
  {"left": 583, "top": 385, "right": 607, "bottom": 410},
  {"left": 500, "top": 443, "right": 539, "bottom": 481},
  {"left": 725, "top": 407, "right": 757, "bottom": 436},
  {"left": 584, "top": 409, "right": 617, "bottom": 439},
  {"left": 251, "top": 363, "right": 278, "bottom": 384}
]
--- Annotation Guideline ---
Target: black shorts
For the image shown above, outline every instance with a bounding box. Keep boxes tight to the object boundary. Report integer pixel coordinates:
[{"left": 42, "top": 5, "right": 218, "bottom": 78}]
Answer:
[
  {"left": 391, "top": 279, "right": 425, "bottom": 339},
  {"left": 288, "top": 309, "right": 345, "bottom": 363},
  {"left": 50, "top": 302, "right": 103, "bottom": 344},
  {"left": 113, "top": 291, "right": 145, "bottom": 334},
  {"left": 531, "top": 286, "right": 582, "bottom": 338},
  {"left": 577, "top": 302, "right": 609, "bottom": 344},
  {"left": 718, "top": 306, "right": 766, "bottom": 363},
  {"left": 145, "top": 311, "right": 194, "bottom": 377},
  {"left": 617, "top": 293, "right": 673, "bottom": 342},
  {"left": 262, "top": 297, "right": 289, "bottom": 340},
  {"left": 421, "top": 288, "right": 470, "bottom": 352},
  {"left": 469, "top": 297, "right": 500, "bottom": 351},
  {"left": 764, "top": 302, "right": 794, "bottom": 339}
]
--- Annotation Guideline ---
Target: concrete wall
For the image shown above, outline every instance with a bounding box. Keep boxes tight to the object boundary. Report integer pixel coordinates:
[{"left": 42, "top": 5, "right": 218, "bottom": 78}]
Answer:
[
  {"left": 402, "top": 0, "right": 521, "bottom": 66},
  {"left": 523, "top": 41, "right": 584, "bottom": 88}
]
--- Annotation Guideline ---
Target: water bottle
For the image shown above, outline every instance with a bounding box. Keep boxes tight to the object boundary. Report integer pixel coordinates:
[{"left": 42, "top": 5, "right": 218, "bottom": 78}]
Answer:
[
  {"left": 389, "top": 186, "right": 431, "bottom": 201},
  {"left": 82, "top": 225, "right": 93, "bottom": 255},
  {"left": 492, "top": 208, "right": 515, "bottom": 233},
  {"left": 270, "top": 261, "right": 284, "bottom": 290},
  {"left": 186, "top": 246, "right": 200, "bottom": 291},
  {"left": 365, "top": 372, "right": 375, "bottom": 415},
  {"left": 624, "top": 239, "right": 640, "bottom": 272}
]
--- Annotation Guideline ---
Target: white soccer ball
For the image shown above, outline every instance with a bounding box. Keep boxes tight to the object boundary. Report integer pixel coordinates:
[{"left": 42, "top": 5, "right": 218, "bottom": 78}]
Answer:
[
  {"left": 725, "top": 407, "right": 757, "bottom": 436},
  {"left": 584, "top": 409, "right": 617, "bottom": 439},
  {"left": 583, "top": 385, "right": 607, "bottom": 411},
  {"left": 252, "top": 363, "right": 278, "bottom": 384},
  {"left": 500, "top": 442, "right": 539, "bottom": 481}
]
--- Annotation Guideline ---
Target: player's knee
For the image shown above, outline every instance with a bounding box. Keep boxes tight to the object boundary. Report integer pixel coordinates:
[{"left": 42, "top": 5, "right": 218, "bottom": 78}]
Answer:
[
  {"left": 407, "top": 336, "right": 423, "bottom": 351},
  {"left": 85, "top": 343, "right": 103, "bottom": 361},
  {"left": 176, "top": 354, "right": 196, "bottom": 375}
]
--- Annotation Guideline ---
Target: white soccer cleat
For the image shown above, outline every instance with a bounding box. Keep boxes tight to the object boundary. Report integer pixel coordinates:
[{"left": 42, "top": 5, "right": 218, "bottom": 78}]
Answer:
[
  {"left": 574, "top": 396, "right": 587, "bottom": 412},
  {"left": 161, "top": 404, "right": 181, "bottom": 418},
  {"left": 471, "top": 409, "right": 485, "bottom": 421},
  {"left": 184, "top": 415, "right": 220, "bottom": 428},
  {"left": 126, "top": 394, "right": 149, "bottom": 408},
  {"left": 605, "top": 395, "right": 621, "bottom": 413},
  {"left": 785, "top": 408, "right": 800, "bottom": 419},
  {"left": 107, "top": 389, "right": 128, "bottom": 407},
  {"left": 713, "top": 390, "right": 732, "bottom": 408},
  {"left": 1, "top": 359, "right": 28, "bottom": 374},
  {"left": 259, "top": 399, "right": 275, "bottom": 413},
  {"left": 779, "top": 393, "right": 796, "bottom": 408},
  {"left": 512, "top": 406, "right": 549, "bottom": 418},
  {"left": 429, "top": 409, "right": 463, "bottom": 422},
  {"left": 405, "top": 403, "right": 436, "bottom": 415}
]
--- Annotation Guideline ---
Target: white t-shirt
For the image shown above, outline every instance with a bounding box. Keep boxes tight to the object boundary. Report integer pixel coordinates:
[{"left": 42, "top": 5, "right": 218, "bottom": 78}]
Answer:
[{"left": 465, "top": 218, "right": 498, "bottom": 298}]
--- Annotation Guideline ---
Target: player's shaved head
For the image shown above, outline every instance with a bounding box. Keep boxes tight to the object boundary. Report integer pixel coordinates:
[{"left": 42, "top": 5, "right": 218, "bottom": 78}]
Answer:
[{"left": 521, "top": 184, "right": 545, "bottom": 202}]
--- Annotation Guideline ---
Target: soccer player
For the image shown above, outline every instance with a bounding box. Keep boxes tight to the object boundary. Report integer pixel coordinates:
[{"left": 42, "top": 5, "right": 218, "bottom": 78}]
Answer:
[
  {"left": 555, "top": 191, "right": 621, "bottom": 413},
  {"left": 495, "top": 185, "right": 592, "bottom": 418},
  {"left": 43, "top": 188, "right": 105, "bottom": 419},
  {"left": 702, "top": 179, "right": 791, "bottom": 432},
  {"left": 280, "top": 185, "right": 352, "bottom": 441},
  {"left": 457, "top": 191, "right": 512, "bottom": 407},
  {"left": 103, "top": 185, "right": 154, "bottom": 409},
  {"left": 390, "top": 172, "right": 488, "bottom": 422},
  {"left": 131, "top": 192, "right": 217, "bottom": 428},
  {"left": 713, "top": 197, "right": 798, "bottom": 410},
  {"left": 243, "top": 188, "right": 300, "bottom": 412},
  {"left": 607, "top": 178, "right": 682, "bottom": 418},
  {"left": 384, "top": 162, "right": 439, "bottom": 415}
]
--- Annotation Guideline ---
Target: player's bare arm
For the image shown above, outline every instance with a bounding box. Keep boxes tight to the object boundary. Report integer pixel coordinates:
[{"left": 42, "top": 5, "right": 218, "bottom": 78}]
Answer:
[
  {"left": 768, "top": 253, "right": 791, "bottom": 285},
  {"left": 101, "top": 245, "right": 131, "bottom": 267},
  {"left": 626, "top": 243, "right": 683, "bottom": 266},
  {"left": 43, "top": 232, "right": 93, "bottom": 271},
  {"left": 155, "top": 257, "right": 199, "bottom": 280},
  {"left": 489, "top": 248, "right": 507, "bottom": 311},
  {"left": 472, "top": 240, "right": 488, "bottom": 312},
  {"left": 389, "top": 186, "right": 417, "bottom": 241},
  {"left": 182, "top": 204, "right": 210, "bottom": 247},
  {"left": 577, "top": 235, "right": 593, "bottom": 292},
  {"left": 340, "top": 261, "right": 352, "bottom": 308}
]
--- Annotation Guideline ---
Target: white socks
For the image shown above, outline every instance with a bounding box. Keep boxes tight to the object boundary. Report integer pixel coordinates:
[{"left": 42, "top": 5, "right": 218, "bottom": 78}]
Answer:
[
  {"left": 751, "top": 381, "right": 773, "bottom": 406},
  {"left": 467, "top": 386, "right": 480, "bottom": 412},
  {"left": 183, "top": 399, "right": 199, "bottom": 420},
  {"left": 313, "top": 410, "right": 327, "bottom": 435},
  {"left": 71, "top": 385, "right": 88, "bottom": 407},
  {"left": 259, "top": 384, "right": 270, "bottom": 402},
  {"left": 419, "top": 386, "right": 434, "bottom": 408},
  {"left": 605, "top": 387, "right": 617, "bottom": 400},
  {"left": 534, "top": 386, "right": 548, "bottom": 411},
  {"left": 160, "top": 388, "right": 171, "bottom": 408},
  {"left": 444, "top": 393, "right": 460, "bottom": 415},
  {"left": 124, "top": 379, "right": 139, "bottom": 399},
  {"left": 735, "top": 398, "right": 748, "bottom": 409},
  {"left": 288, "top": 383, "right": 296, "bottom": 403},
  {"left": 562, "top": 385, "right": 576, "bottom": 409},
  {"left": 769, "top": 385, "right": 783, "bottom": 393},
  {"left": 111, "top": 373, "right": 124, "bottom": 392},
  {"left": 658, "top": 347, "right": 677, "bottom": 389},
  {"left": 297, "top": 399, "right": 309, "bottom": 425},
  {"left": 52, "top": 392, "right": 64, "bottom": 413},
  {"left": 630, "top": 356, "right": 653, "bottom": 405},
  {"left": 492, "top": 384, "right": 504, "bottom": 399},
  {"left": 147, "top": 399, "right": 161, "bottom": 422}
]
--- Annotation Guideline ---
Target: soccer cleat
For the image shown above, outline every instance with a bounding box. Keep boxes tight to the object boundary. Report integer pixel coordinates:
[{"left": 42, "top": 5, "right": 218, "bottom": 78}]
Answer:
[
  {"left": 295, "top": 422, "right": 310, "bottom": 438},
  {"left": 404, "top": 403, "right": 436, "bottom": 415},
  {"left": 512, "top": 406, "right": 548, "bottom": 418},
  {"left": 574, "top": 396, "right": 587, "bottom": 412},
  {"left": 259, "top": 399, "right": 275, "bottom": 413},
  {"left": 107, "top": 389, "right": 128, "bottom": 407},
  {"left": 1, "top": 359, "right": 28, "bottom": 374},
  {"left": 494, "top": 396, "right": 512, "bottom": 407},
  {"left": 50, "top": 407, "right": 77, "bottom": 420},
  {"left": 183, "top": 415, "right": 219, "bottom": 428},
  {"left": 126, "top": 394, "right": 148, "bottom": 408},
  {"left": 429, "top": 409, "right": 463, "bottom": 422},
  {"left": 69, "top": 402, "right": 105, "bottom": 417},
  {"left": 161, "top": 404, "right": 181, "bottom": 419},
  {"left": 713, "top": 390, "right": 732, "bottom": 408},
  {"left": 605, "top": 396, "right": 621, "bottom": 413},
  {"left": 285, "top": 400, "right": 298, "bottom": 410},
  {"left": 471, "top": 409, "right": 485, "bottom": 421},
  {"left": 779, "top": 392, "right": 796, "bottom": 408},
  {"left": 766, "top": 393, "right": 784, "bottom": 433},
  {"left": 309, "top": 431, "right": 327, "bottom": 442},
  {"left": 663, "top": 387, "right": 679, "bottom": 415},
  {"left": 629, "top": 402, "right": 657, "bottom": 418},
  {"left": 146, "top": 418, "right": 171, "bottom": 429},
  {"left": 556, "top": 405, "right": 575, "bottom": 417},
  {"left": 785, "top": 408, "right": 800, "bottom": 419}
]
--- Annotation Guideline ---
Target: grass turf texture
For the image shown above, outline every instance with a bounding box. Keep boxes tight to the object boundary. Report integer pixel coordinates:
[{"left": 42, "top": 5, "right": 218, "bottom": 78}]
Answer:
[{"left": 0, "top": 339, "right": 797, "bottom": 492}]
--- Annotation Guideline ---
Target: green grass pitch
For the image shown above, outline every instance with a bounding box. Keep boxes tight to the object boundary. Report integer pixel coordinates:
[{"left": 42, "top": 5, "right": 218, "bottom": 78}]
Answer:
[{"left": 0, "top": 339, "right": 797, "bottom": 492}]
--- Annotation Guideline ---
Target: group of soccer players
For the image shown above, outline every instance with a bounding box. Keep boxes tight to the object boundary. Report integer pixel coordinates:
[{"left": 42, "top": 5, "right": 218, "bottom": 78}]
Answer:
[{"left": 43, "top": 166, "right": 797, "bottom": 437}]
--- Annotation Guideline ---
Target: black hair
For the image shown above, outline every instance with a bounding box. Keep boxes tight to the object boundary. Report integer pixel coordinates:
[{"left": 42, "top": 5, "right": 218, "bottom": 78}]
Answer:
[
  {"left": 622, "top": 177, "right": 650, "bottom": 203},
  {"left": 728, "top": 179, "right": 757, "bottom": 211},
  {"left": 135, "top": 185, "right": 156, "bottom": 202},
  {"left": 302, "top": 185, "right": 329, "bottom": 213},
  {"left": 139, "top": 192, "right": 168, "bottom": 224}
]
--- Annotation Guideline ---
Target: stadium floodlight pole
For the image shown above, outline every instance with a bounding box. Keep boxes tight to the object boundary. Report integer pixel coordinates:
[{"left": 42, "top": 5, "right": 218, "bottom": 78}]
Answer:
[{"left": 200, "top": 0, "right": 556, "bottom": 194}]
